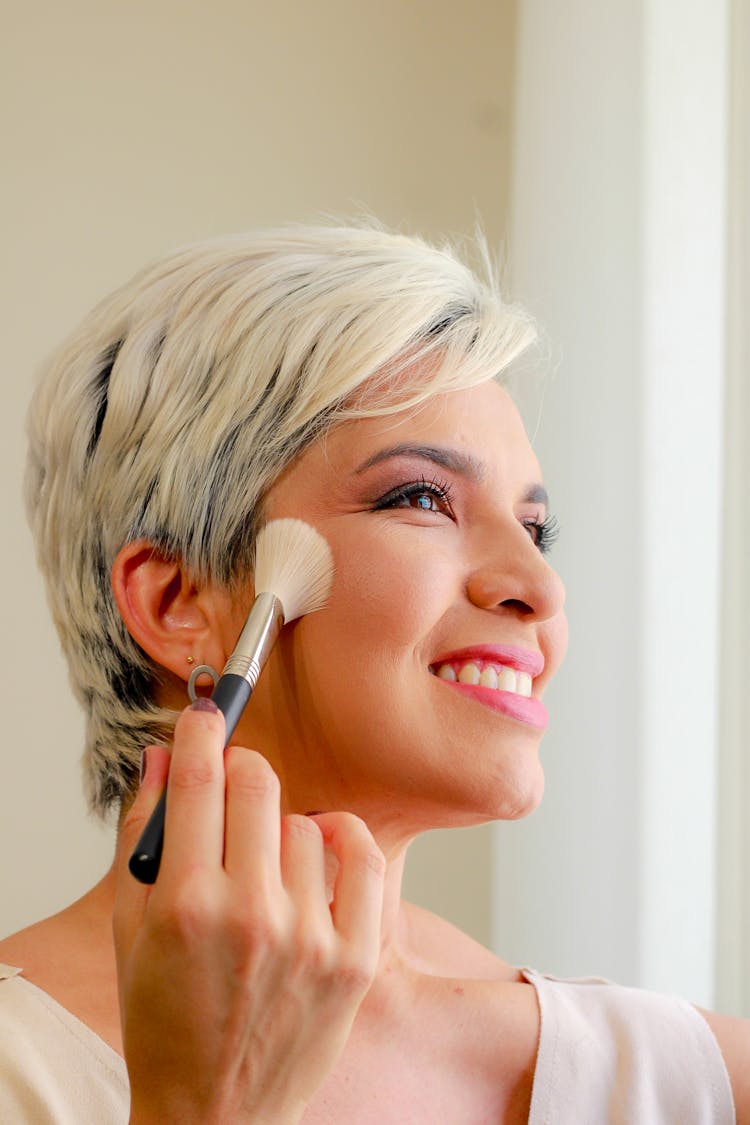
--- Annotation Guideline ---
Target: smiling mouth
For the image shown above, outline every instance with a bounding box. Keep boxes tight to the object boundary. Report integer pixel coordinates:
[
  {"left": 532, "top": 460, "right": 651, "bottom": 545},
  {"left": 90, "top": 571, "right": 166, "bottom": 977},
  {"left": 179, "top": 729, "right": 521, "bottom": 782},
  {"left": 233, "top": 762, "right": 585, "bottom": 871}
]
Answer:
[
  {"left": 428, "top": 658, "right": 548, "bottom": 729},
  {"left": 430, "top": 659, "right": 534, "bottom": 698}
]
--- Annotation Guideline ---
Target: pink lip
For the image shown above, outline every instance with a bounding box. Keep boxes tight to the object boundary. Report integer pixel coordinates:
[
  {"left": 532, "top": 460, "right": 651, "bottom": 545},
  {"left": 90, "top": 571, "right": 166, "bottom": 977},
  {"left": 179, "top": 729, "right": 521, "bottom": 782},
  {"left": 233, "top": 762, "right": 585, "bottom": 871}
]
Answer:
[
  {"left": 429, "top": 644, "right": 544, "bottom": 678},
  {"left": 431, "top": 677, "right": 549, "bottom": 729}
]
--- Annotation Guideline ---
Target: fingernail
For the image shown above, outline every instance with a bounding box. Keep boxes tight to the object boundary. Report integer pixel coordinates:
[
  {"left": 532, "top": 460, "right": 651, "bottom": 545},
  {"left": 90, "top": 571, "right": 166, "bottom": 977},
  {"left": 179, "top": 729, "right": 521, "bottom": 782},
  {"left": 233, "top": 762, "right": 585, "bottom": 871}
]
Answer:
[
  {"left": 139, "top": 748, "right": 149, "bottom": 784},
  {"left": 190, "top": 698, "right": 218, "bottom": 713}
]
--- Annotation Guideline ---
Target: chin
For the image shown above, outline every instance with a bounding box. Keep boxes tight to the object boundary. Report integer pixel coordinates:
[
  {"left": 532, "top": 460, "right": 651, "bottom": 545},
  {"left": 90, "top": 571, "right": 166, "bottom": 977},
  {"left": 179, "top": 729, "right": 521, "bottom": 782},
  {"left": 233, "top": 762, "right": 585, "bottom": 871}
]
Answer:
[
  {"left": 482, "top": 758, "right": 546, "bottom": 822},
  {"left": 422, "top": 758, "right": 545, "bottom": 830}
]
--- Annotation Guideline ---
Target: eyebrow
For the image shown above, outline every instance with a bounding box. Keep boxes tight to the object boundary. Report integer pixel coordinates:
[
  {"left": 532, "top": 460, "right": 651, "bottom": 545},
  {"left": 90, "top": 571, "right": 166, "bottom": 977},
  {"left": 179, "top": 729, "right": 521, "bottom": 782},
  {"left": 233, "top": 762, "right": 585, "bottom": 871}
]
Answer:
[
  {"left": 354, "top": 443, "right": 486, "bottom": 481},
  {"left": 523, "top": 483, "right": 550, "bottom": 506},
  {"left": 353, "top": 443, "right": 549, "bottom": 507}
]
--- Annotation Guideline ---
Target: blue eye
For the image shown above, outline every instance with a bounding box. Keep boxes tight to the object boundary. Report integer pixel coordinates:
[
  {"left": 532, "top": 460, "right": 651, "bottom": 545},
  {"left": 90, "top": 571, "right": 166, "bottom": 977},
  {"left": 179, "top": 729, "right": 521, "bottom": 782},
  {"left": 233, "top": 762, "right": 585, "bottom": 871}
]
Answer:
[{"left": 373, "top": 476, "right": 456, "bottom": 516}]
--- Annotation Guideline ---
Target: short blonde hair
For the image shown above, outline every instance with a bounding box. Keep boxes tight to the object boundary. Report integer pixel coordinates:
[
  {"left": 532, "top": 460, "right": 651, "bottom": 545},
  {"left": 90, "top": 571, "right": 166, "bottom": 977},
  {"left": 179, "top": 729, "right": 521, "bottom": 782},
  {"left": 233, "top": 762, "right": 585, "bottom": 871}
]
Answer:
[{"left": 25, "top": 223, "right": 536, "bottom": 817}]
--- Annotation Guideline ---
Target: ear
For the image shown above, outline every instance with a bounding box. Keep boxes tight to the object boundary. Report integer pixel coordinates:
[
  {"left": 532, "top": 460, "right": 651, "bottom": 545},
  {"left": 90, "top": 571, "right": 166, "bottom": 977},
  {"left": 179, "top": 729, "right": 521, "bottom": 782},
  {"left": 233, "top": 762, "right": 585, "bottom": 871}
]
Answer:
[{"left": 110, "top": 541, "right": 244, "bottom": 683}]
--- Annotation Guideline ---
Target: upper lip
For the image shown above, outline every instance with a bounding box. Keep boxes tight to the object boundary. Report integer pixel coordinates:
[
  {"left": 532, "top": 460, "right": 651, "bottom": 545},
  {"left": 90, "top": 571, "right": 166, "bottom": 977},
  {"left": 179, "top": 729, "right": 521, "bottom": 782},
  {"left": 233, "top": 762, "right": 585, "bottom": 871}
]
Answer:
[{"left": 429, "top": 644, "right": 544, "bottom": 678}]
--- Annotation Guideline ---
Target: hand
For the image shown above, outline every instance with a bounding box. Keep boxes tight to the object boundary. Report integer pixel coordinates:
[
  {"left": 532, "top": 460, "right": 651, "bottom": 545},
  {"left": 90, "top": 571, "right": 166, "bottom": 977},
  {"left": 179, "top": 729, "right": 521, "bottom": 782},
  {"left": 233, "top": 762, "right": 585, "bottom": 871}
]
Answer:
[{"left": 113, "top": 702, "right": 386, "bottom": 1125}]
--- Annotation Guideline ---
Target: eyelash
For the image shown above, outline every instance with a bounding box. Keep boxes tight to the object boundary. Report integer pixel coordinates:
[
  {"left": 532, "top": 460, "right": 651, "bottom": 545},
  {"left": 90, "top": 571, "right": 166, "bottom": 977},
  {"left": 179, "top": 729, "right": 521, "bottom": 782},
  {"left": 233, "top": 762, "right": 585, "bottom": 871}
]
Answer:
[
  {"left": 373, "top": 475, "right": 457, "bottom": 517},
  {"left": 373, "top": 477, "right": 561, "bottom": 556},
  {"left": 523, "top": 513, "right": 560, "bottom": 556}
]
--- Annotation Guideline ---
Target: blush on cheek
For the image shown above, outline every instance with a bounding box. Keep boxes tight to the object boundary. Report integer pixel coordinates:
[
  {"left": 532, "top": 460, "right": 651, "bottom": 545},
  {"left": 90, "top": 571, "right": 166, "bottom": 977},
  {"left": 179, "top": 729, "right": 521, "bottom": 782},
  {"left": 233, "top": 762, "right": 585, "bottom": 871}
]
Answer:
[{"left": 327, "top": 537, "right": 456, "bottom": 648}]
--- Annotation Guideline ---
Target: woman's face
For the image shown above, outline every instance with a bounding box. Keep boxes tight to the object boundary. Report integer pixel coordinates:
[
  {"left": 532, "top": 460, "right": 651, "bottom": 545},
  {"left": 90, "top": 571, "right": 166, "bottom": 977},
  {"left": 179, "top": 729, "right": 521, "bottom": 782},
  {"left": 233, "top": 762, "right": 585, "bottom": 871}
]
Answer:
[{"left": 236, "top": 379, "right": 567, "bottom": 838}]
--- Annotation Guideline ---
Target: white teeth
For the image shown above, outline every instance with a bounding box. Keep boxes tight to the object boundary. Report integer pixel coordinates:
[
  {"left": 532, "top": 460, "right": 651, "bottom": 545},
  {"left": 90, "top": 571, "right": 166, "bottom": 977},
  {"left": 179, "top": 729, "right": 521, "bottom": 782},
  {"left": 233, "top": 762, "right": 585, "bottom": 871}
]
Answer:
[
  {"left": 433, "top": 660, "right": 535, "bottom": 699},
  {"left": 457, "top": 662, "right": 481, "bottom": 686},
  {"left": 479, "top": 665, "right": 499, "bottom": 689},
  {"left": 497, "top": 667, "right": 517, "bottom": 693}
]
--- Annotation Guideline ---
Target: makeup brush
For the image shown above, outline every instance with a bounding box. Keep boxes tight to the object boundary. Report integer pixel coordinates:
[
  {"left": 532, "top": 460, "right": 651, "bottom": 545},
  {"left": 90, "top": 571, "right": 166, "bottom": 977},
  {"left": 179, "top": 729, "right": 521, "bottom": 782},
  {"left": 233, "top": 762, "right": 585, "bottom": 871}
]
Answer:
[{"left": 128, "top": 518, "right": 334, "bottom": 884}]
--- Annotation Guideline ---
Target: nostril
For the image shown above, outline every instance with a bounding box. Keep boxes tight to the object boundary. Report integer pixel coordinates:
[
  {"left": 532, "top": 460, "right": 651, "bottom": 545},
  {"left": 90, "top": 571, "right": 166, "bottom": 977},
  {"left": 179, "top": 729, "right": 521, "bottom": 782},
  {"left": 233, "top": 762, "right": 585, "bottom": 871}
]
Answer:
[{"left": 501, "top": 598, "right": 534, "bottom": 616}]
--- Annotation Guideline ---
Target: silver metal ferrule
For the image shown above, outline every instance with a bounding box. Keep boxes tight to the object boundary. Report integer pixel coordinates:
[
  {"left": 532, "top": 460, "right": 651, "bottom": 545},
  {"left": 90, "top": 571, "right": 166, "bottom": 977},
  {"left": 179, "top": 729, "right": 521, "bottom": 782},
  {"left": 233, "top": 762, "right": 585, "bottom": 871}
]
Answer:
[{"left": 222, "top": 591, "right": 285, "bottom": 689}]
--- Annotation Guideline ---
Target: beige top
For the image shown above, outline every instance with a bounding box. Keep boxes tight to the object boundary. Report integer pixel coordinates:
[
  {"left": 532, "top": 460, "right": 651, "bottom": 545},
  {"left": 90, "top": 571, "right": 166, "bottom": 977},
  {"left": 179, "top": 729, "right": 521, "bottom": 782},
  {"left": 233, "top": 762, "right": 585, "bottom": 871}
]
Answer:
[
  {"left": 523, "top": 968, "right": 735, "bottom": 1124},
  {"left": 0, "top": 964, "right": 129, "bottom": 1121},
  {"left": 0, "top": 963, "right": 735, "bottom": 1123}
]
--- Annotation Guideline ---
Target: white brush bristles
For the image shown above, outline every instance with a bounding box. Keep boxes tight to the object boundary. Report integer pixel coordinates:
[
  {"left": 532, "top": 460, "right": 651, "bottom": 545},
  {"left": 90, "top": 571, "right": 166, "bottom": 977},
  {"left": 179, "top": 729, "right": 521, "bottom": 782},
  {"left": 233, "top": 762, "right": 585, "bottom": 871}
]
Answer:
[{"left": 252, "top": 519, "right": 334, "bottom": 623}]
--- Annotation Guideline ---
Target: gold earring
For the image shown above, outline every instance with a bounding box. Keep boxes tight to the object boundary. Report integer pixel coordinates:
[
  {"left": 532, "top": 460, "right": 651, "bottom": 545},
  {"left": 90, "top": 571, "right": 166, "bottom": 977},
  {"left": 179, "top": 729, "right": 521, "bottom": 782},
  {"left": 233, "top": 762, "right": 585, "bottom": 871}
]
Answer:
[{"left": 187, "top": 655, "right": 195, "bottom": 664}]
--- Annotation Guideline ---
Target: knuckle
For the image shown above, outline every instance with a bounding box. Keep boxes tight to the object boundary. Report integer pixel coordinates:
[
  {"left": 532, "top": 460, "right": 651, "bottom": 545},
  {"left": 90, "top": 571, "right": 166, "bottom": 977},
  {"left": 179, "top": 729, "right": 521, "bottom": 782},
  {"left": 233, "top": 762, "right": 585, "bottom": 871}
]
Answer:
[
  {"left": 314, "top": 812, "right": 385, "bottom": 877},
  {"left": 333, "top": 810, "right": 369, "bottom": 832},
  {"left": 150, "top": 881, "right": 218, "bottom": 943},
  {"left": 334, "top": 812, "right": 382, "bottom": 852},
  {"left": 283, "top": 814, "right": 323, "bottom": 844},
  {"left": 246, "top": 913, "right": 285, "bottom": 951},
  {"left": 362, "top": 845, "right": 387, "bottom": 878},
  {"left": 225, "top": 747, "right": 280, "bottom": 798},
  {"left": 332, "top": 954, "right": 373, "bottom": 996},
  {"left": 339, "top": 823, "right": 386, "bottom": 877},
  {"left": 233, "top": 898, "right": 289, "bottom": 953},
  {"left": 169, "top": 760, "right": 222, "bottom": 793},
  {"left": 294, "top": 930, "right": 333, "bottom": 975},
  {"left": 226, "top": 911, "right": 292, "bottom": 987}
]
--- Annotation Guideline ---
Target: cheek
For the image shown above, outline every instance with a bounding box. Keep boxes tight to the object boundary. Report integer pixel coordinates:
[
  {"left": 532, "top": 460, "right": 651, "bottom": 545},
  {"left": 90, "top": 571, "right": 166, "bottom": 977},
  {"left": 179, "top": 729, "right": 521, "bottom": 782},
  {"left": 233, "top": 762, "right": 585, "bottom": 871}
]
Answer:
[
  {"left": 545, "top": 610, "right": 569, "bottom": 675},
  {"left": 530, "top": 609, "right": 568, "bottom": 701},
  {"left": 313, "top": 532, "right": 455, "bottom": 669}
]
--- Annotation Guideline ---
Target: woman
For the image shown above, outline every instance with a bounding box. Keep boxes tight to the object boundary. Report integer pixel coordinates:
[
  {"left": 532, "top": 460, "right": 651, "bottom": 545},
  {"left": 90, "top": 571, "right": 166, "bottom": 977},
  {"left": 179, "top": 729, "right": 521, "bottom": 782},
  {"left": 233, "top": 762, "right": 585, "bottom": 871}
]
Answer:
[{"left": 0, "top": 225, "right": 745, "bottom": 1122}]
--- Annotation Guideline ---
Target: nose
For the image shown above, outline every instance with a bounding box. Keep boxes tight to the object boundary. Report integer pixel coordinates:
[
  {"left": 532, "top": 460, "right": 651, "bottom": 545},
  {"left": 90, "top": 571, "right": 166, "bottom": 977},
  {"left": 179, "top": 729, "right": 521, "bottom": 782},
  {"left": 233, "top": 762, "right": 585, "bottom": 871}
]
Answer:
[{"left": 465, "top": 534, "right": 566, "bottom": 623}]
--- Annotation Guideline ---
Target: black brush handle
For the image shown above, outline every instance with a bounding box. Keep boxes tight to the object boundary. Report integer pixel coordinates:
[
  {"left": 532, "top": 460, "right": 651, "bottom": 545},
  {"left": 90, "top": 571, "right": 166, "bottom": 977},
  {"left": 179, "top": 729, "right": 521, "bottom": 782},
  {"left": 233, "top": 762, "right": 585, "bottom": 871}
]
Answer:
[
  {"left": 127, "top": 789, "right": 167, "bottom": 884},
  {"left": 128, "top": 674, "right": 252, "bottom": 884},
  {"left": 212, "top": 674, "right": 253, "bottom": 741}
]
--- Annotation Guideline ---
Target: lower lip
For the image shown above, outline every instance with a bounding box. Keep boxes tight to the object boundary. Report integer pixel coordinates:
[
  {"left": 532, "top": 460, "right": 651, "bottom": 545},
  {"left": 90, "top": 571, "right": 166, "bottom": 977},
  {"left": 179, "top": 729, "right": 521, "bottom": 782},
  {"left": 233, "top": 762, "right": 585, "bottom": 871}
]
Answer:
[{"left": 432, "top": 677, "right": 549, "bottom": 729}]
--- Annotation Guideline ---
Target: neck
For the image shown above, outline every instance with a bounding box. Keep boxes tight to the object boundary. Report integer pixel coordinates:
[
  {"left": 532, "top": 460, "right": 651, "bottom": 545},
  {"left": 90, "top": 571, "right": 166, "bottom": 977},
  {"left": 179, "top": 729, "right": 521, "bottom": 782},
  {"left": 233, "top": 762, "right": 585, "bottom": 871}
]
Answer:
[
  {"left": 365, "top": 840, "right": 413, "bottom": 968},
  {"left": 110, "top": 807, "right": 419, "bottom": 976}
]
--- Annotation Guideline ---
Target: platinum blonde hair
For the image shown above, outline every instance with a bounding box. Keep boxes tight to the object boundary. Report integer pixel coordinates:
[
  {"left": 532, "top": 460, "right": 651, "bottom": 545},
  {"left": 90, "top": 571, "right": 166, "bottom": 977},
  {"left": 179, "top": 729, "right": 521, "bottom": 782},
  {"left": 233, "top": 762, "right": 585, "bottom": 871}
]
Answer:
[{"left": 25, "top": 223, "right": 536, "bottom": 817}]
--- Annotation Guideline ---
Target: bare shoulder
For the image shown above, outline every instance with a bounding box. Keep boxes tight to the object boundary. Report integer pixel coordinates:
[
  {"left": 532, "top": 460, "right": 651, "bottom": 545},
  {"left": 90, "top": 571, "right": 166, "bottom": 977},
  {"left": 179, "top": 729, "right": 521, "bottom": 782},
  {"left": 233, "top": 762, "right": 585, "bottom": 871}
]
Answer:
[
  {"left": 1, "top": 876, "right": 115, "bottom": 973},
  {"left": 0, "top": 875, "right": 121, "bottom": 1053},
  {"left": 696, "top": 1006, "right": 750, "bottom": 1123},
  {"left": 380, "top": 904, "right": 540, "bottom": 1124},
  {"left": 0, "top": 903, "right": 102, "bottom": 1005},
  {"left": 0, "top": 912, "right": 65, "bottom": 975}
]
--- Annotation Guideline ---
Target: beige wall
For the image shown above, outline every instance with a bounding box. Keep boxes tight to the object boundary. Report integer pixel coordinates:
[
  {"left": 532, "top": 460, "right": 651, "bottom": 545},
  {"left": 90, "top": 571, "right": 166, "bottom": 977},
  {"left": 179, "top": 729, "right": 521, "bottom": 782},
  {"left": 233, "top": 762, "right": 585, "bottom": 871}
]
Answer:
[{"left": 1, "top": 1, "right": 516, "bottom": 940}]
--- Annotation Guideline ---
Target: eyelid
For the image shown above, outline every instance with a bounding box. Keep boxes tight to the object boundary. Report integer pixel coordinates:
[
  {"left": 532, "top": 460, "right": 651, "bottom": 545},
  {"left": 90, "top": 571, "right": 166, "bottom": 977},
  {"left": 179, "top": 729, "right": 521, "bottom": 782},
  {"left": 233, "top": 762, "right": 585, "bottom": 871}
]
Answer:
[
  {"left": 370, "top": 478, "right": 559, "bottom": 553},
  {"left": 372, "top": 475, "right": 456, "bottom": 515}
]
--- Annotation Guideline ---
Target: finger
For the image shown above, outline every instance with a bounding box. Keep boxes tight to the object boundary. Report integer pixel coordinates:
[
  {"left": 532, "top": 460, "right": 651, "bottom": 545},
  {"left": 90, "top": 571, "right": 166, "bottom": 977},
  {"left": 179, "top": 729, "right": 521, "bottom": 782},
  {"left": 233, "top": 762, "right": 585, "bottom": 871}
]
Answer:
[
  {"left": 223, "top": 745, "right": 282, "bottom": 897},
  {"left": 280, "top": 814, "right": 329, "bottom": 929},
  {"left": 113, "top": 745, "right": 171, "bottom": 956},
  {"left": 313, "top": 813, "right": 385, "bottom": 961},
  {"left": 157, "top": 702, "right": 227, "bottom": 888}
]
